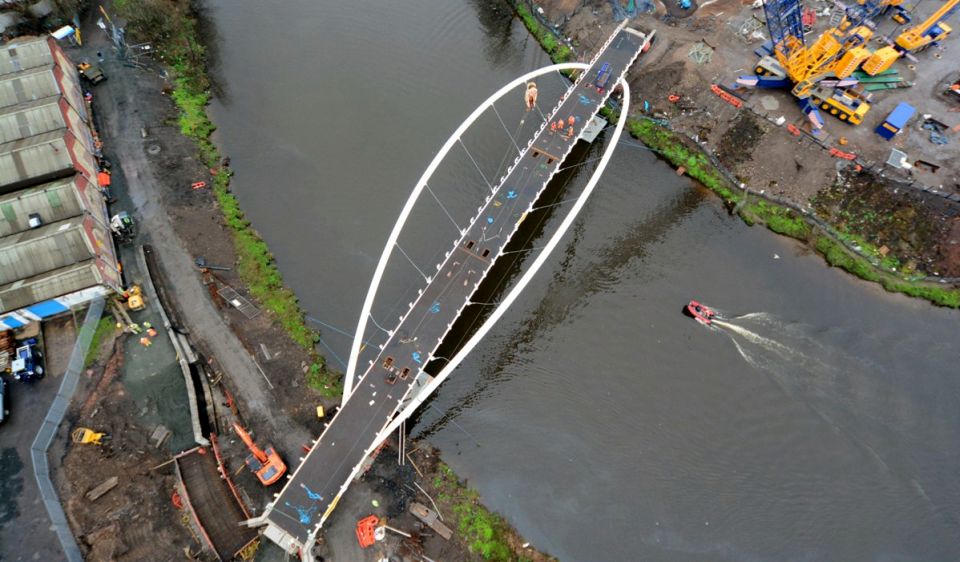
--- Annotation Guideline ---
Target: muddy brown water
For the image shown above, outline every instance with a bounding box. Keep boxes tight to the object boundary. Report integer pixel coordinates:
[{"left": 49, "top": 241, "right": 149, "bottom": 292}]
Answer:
[{"left": 205, "top": 1, "right": 960, "bottom": 560}]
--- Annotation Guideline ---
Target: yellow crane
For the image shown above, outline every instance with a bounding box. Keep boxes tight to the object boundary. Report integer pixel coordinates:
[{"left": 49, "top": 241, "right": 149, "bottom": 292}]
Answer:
[{"left": 864, "top": 0, "right": 960, "bottom": 74}]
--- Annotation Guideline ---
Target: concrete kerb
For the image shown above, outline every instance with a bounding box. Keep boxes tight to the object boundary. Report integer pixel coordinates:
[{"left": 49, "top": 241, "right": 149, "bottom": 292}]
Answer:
[
  {"left": 643, "top": 115, "right": 960, "bottom": 285},
  {"left": 30, "top": 296, "right": 105, "bottom": 562}
]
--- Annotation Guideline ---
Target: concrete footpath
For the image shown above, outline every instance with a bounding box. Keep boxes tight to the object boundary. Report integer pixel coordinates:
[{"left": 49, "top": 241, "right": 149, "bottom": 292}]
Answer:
[{"left": 74, "top": 14, "right": 309, "bottom": 462}]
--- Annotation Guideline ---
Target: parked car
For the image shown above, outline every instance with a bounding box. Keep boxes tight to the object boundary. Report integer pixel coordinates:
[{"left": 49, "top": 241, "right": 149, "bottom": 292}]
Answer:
[{"left": 11, "top": 338, "right": 43, "bottom": 382}]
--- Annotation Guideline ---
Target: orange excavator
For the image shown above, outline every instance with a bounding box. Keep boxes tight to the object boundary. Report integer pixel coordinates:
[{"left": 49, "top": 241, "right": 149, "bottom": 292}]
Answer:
[{"left": 233, "top": 422, "right": 287, "bottom": 486}]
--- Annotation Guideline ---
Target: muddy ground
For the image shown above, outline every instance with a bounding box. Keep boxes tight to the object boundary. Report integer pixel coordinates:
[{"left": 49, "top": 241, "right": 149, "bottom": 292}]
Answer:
[
  {"left": 53, "top": 337, "right": 196, "bottom": 562},
  {"left": 543, "top": 0, "right": 960, "bottom": 277}
]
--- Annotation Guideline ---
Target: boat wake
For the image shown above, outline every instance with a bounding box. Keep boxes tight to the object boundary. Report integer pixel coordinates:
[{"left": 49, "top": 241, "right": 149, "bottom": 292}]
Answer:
[{"left": 711, "top": 312, "right": 947, "bottom": 525}]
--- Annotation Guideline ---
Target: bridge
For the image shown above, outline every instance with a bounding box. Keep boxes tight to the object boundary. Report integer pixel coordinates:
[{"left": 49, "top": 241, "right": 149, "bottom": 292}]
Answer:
[{"left": 258, "top": 22, "right": 655, "bottom": 557}]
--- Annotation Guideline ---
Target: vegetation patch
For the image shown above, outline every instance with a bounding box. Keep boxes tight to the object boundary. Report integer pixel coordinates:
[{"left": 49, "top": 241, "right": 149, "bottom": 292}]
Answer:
[
  {"left": 432, "top": 462, "right": 546, "bottom": 562},
  {"left": 627, "top": 118, "right": 741, "bottom": 203},
  {"left": 114, "top": 0, "right": 339, "bottom": 395},
  {"left": 815, "top": 236, "right": 960, "bottom": 308},
  {"left": 513, "top": 2, "right": 573, "bottom": 62},
  {"left": 84, "top": 316, "right": 118, "bottom": 368},
  {"left": 740, "top": 199, "right": 811, "bottom": 240}
]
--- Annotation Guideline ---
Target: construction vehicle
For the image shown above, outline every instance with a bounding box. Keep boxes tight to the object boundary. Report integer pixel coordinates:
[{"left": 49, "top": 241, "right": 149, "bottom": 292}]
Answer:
[
  {"left": 233, "top": 422, "right": 286, "bottom": 486},
  {"left": 895, "top": 0, "right": 960, "bottom": 51},
  {"left": 110, "top": 211, "right": 136, "bottom": 244},
  {"left": 77, "top": 62, "right": 106, "bottom": 85},
  {"left": 864, "top": 0, "right": 960, "bottom": 74},
  {"left": 72, "top": 427, "right": 110, "bottom": 445},
  {"left": 10, "top": 339, "right": 43, "bottom": 382},
  {"left": 739, "top": 0, "right": 884, "bottom": 126},
  {"left": 123, "top": 285, "right": 146, "bottom": 311}
]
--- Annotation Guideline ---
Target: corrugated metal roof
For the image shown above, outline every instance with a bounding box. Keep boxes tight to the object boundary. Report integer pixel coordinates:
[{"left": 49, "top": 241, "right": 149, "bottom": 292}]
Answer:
[
  {"left": 0, "top": 175, "right": 93, "bottom": 237},
  {"left": 0, "top": 259, "right": 101, "bottom": 313},
  {"left": 0, "top": 96, "right": 66, "bottom": 143},
  {"left": 0, "top": 128, "right": 96, "bottom": 192},
  {"left": 0, "top": 95, "right": 92, "bottom": 152},
  {"left": 0, "top": 65, "right": 87, "bottom": 118},
  {"left": 0, "top": 215, "right": 104, "bottom": 285},
  {"left": 0, "top": 37, "right": 53, "bottom": 77}
]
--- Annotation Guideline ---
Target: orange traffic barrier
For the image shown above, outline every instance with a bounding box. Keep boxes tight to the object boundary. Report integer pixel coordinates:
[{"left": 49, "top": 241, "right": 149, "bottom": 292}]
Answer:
[
  {"left": 828, "top": 147, "right": 856, "bottom": 160},
  {"left": 356, "top": 515, "right": 379, "bottom": 548},
  {"left": 191, "top": 181, "right": 207, "bottom": 190},
  {"left": 709, "top": 84, "right": 743, "bottom": 109},
  {"left": 97, "top": 171, "right": 111, "bottom": 187},
  {"left": 786, "top": 124, "right": 801, "bottom": 136}
]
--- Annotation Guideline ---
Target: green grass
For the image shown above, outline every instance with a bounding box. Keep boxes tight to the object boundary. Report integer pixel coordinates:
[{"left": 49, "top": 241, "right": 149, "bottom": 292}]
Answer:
[
  {"left": 815, "top": 236, "right": 960, "bottom": 308},
  {"left": 740, "top": 199, "right": 811, "bottom": 240},
  {"left": 434, "top": 462, "right": 521, "bottom": 561},
  {"left": 514, "top": 2, "right": 573, "bottom": 62},
  {"left": 114, "top": 0, "right": 340, "bottom": 396},
  {"left": 85, "top": 317, "right": 117, "bottom": 368}
]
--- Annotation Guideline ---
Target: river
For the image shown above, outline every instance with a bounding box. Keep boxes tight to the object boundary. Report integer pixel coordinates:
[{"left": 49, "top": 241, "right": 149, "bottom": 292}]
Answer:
[{"left": 204, "top": 1, "right": 960, "bottom": 560}]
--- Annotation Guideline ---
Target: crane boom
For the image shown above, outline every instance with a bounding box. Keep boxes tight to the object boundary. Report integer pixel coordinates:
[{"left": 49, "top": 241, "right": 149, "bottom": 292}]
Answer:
[
  {"left": 896, "top": 0, "right": 960, "bottom": 51},
  {"left": 233, "top": 422, "right": 268, "bottom": 463}
]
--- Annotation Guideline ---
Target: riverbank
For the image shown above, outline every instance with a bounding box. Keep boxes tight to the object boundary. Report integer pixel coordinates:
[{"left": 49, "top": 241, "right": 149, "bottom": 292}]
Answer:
[
  {"left": 98, "top": 1, "right": 558, "bottom": 560},
  {"left": 517, "top": 0, "right": 960, "bottom": 308},
  {"left": 112, "top": 0, "right": 340, "bottom": 395}
]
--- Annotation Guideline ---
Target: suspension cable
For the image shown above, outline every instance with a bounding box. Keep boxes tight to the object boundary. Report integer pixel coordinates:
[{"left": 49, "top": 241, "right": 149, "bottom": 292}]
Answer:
[
  {"left": 395, "top": 242, "right": 429, "bottom": 282},
  {"left": 425, "top": 183, "right": 463, "bottom": 233},
  {"left": 491, "top": 103, "right": 522, "bottom": 155},
  {"left": 459, "top": 138, "right": 493, "bottom": 190}
]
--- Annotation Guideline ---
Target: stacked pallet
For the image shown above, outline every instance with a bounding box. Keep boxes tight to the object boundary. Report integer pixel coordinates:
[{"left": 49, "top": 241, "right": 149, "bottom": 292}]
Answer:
[{"left": 0, "top": 330, "right": 14, "bottom": 371}]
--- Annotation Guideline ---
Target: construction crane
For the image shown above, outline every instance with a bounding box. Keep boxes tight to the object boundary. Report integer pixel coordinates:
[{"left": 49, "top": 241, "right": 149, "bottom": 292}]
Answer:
[
  {"left": 738, "top": 0, "right": 878, "bottom": 126},
  {"left": 864, "top": 0, "right": 960, "bottom": 74},
  {"left": 233, "top": 422, "right": 287, "bottom": 486}
]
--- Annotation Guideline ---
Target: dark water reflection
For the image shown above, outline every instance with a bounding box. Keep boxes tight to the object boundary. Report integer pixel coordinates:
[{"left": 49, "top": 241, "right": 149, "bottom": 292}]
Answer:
[{"left": 204, "top": 2, "right": 960, "bottom": 560}]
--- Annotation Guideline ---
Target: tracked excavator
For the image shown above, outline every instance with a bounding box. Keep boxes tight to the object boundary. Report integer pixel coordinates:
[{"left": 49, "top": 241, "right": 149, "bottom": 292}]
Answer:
[{"left": 233, "top": 422, "right": 287, "bottom": 486}]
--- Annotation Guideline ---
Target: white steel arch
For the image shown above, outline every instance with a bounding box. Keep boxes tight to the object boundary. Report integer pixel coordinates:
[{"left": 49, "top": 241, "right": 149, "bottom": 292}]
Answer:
[
  {"left": 305, "top": 79, "right": 632, "bottom": 549},
  {"left": 373, "top": 80, "right": 632, "bottom": 445},
  {"left": 343, "top": 62, "right": 590, "bottom": 399}
]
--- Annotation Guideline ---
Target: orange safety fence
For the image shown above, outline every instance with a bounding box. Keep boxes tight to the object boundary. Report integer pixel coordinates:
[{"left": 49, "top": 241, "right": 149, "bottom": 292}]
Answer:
[
  {"left": 356, "top": 515, "right": 379, "bottom": 548},
  {"left": 710, "top": 84, "right": 743, "bottom": 108},
  {"left": 828, "top": 147, "right": 857, "bottom": 160}
]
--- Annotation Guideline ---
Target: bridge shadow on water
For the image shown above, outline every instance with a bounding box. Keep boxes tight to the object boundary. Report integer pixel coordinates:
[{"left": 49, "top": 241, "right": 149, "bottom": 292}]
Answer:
[{"left": 414, "top": 156, "right": 709, "bottom": 439}]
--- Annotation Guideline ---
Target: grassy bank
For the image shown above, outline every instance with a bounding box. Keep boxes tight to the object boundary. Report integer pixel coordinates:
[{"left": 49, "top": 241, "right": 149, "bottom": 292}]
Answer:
[
  {"left": 514, "top": 2, "right": 573, "bottom": 63},
  {"left": 113, "top": 0, "right": 339, "bottom": 394},
  {"left": 510, "top": 5, "right": 959, "bottom": 307},
  {"left": 432, "top": 461, "right": 553, "bottom": 562}
]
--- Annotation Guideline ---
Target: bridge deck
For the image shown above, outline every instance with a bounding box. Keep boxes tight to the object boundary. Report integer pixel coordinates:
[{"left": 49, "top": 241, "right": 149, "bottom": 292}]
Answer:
[{"left": 265, "top": 26, "right": 650, "bottom": 550}]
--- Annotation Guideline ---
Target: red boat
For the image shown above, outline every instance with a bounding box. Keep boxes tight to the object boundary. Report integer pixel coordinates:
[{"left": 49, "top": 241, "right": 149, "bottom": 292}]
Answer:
[{"left": 686, "top": 300, "right": 716, "bottom": 325}]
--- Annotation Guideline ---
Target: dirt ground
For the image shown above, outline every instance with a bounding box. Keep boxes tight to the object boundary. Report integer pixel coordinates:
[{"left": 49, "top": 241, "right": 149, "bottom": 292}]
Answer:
[
  {"left": 53, "top": 337, "right": 196, "bottom": 562},
  {"left": 541, "top": 0, "right": 960, "bottom": 276}
]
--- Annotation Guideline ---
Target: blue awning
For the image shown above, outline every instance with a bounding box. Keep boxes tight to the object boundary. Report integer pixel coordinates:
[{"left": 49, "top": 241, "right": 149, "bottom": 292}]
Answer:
[
  {"left": 0, "top": 316, "right": 24, "bottom": 329},
  {"left": 26, "top": 300, "right": 68, "bottom": 318}
]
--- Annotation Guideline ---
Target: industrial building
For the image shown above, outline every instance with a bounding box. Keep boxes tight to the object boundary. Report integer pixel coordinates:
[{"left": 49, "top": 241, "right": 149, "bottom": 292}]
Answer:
[{"left": 0, "top": 36, "right": 118, "bottom": 329}]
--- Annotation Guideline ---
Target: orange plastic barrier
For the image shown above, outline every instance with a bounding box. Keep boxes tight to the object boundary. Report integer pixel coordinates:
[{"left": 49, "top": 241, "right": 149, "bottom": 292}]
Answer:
[
  {"left": 828, "top": 147, "right": 856, "bottom": 160},
  {"left": 786, "top": 124, "right": 801, "bottom": 136},
  {"left": 191, "top": 181, "right": 207, "bottom": 190},
  {"left": 356, "top": 515, "right": 379, "bottom": 548},
  {"left": 710, "top": 84, "right": 743, "bottom": 108},
  {"left": 97, "top": 171, "right": 111, "bottom": 187}
]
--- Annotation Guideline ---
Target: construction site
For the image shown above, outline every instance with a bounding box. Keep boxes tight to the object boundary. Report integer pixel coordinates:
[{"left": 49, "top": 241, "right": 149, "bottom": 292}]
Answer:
[
  {"left": 0, "top": 1, "right": 958, "bottom": 562},
  {"left": 547, "top": 0, "right": 960, "bottom": 278}
]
